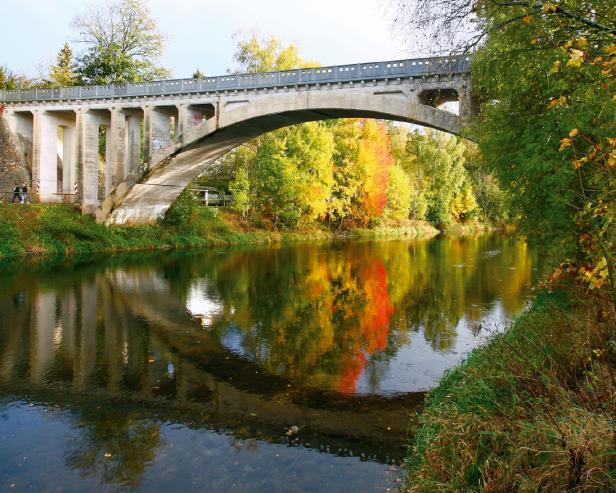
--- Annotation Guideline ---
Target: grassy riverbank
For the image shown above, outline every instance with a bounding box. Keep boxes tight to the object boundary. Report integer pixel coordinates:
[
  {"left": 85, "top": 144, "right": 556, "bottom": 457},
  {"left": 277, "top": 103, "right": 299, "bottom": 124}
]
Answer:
[
  {"left": 0, "top": 203, "right": 440, "bottom": 261},
  {"left": 405, "top": 287, "right": 616, "bottom": 492}
]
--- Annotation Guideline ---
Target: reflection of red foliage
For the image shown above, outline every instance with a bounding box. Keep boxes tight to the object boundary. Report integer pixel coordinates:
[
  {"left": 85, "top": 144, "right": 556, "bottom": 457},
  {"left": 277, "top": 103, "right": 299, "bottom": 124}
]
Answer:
[
  {"left": 361, "top": 262, "right": 394, "bottom": 354},
  {"left": 337, "top": 259, "right": 394, "bottom": 394},
  {"left": 338, "top": 352, "right": 367, "bottom": 395}
]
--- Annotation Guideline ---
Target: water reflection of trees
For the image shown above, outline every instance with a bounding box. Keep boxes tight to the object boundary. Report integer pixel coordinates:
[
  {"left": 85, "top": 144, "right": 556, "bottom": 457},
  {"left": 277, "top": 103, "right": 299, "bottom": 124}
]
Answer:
[
  {"left": 168, "top": 235, "right": 537, "bottom": 392},
  {"left": 65, "top": 409, "right": 162, "bottom": 489},
  {"left": 0, "top": 236, "right": 539, "bottom": 488},
  {"left": 0, "top": 236, "right": 537, "bottom": 398}
]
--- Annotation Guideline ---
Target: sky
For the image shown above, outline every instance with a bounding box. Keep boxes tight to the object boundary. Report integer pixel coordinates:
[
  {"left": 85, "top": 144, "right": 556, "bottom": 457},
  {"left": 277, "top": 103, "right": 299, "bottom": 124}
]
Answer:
[{"left": 1, "top": 0, "right": 414, "bottom": 79}]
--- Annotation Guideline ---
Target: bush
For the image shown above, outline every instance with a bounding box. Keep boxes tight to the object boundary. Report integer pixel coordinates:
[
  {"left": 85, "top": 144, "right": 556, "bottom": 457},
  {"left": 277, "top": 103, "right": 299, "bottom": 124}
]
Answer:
[{"left": 406, "top": 288, "right": 616, "bottom": 492}]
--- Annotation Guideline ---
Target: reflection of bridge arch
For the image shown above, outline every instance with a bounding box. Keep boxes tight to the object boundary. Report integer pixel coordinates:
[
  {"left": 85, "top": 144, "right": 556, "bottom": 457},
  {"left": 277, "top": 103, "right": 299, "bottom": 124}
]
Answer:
[{"left": 0, "top": 268, "right": 422, "bottom": 464}]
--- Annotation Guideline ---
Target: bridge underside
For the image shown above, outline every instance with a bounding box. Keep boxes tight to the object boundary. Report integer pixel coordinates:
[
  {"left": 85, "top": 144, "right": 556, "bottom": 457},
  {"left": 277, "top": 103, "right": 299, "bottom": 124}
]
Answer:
[{"left": 107, "top": 103, "right": 463, "bottom": 225}]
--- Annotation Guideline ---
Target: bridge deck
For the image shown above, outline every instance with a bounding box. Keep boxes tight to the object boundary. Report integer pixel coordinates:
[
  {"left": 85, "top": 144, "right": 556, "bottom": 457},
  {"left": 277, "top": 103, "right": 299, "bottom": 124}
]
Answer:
[{"left": 0, "top": 56, "right": 470, "bottom": 103}]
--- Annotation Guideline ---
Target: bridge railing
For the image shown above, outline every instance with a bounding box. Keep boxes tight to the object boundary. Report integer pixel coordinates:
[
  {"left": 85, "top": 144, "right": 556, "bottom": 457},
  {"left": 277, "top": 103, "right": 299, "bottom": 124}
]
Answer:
[{"left": 0, "top": 56, "right": 471, "bottom": 103}]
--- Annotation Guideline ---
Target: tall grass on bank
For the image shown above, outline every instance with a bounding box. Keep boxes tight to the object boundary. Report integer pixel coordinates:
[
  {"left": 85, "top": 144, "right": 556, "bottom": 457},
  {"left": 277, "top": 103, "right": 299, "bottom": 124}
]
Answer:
[
  {"left": 0, "top": 201, "right": 333, "bottom": 261},
  {"left": 405, "top": 288, "right": 616, "bottom": 492},
  {"left": 0, "top": 191, "right": 443, "bottom": 261}
]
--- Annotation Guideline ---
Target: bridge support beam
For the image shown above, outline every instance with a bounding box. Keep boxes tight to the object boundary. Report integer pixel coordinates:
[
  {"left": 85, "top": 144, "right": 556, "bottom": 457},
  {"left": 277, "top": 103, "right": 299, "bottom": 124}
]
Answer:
[
  {"left": 125, "top": 110, "right": 143, "bottom": 175},
  {"left": 108, "top": 109, "right": 127, "bottom": 191},
  {"left": 144, "top": 106, "right": 177, "bottom": 165},
  {"left": 177, "top": 104, "right": 213, "bottom": 139},
  {"left": 76, "top": 109, "right": 111, "bottom": 213},
  {"left": 31, "top": 111, "right": 77, "bottom": 202},
  {"left": 459, "top": 86, "right": 479, "bottom": 118},
  {"left": 60, "top": 124, "right": 76, "bottom": 196}
]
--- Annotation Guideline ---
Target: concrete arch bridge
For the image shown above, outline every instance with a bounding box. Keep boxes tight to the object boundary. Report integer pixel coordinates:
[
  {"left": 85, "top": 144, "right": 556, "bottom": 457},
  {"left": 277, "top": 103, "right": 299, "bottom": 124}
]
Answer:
[{"left": 0, "top": 56, "right": 476, "bottom": 224}]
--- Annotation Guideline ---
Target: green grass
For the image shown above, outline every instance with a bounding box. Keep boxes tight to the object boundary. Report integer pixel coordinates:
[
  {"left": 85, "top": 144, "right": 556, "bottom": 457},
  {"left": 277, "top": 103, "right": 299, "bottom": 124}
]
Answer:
[
  {"left": 405, "top": 288, "right": 616, "bottom": 492},
  {"left": 0, "top": 203, "right": 336, "bottom": 261}
]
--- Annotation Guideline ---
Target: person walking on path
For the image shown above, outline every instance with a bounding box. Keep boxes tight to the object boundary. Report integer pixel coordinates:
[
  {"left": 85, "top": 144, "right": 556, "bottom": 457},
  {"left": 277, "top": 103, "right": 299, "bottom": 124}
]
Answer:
[
  {"left": 21, "top": 183, "right": 28, "bottom": 204},
  {"left": 11, "top": 184, "right": 21, "bottom": 203}
]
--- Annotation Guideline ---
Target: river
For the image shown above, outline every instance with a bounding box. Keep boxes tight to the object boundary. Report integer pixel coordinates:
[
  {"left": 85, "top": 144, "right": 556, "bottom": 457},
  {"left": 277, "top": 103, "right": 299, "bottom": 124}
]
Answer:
[{"left": 0, "top": 235, "right": 543, "bottom": 492}]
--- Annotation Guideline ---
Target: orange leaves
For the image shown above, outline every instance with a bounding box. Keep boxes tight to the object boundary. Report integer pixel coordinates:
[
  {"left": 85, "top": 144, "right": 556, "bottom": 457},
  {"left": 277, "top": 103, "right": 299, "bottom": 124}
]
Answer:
[
  {"left": 357, "top": 120, "right": 393, "bottom": 222},
  {"left": 569, "top": 128, "right": 579, "bottom": 138},
  {"left": 522, "top": 15, "right": 533, "bottom": 25},
  {"left": 547, "top": 95, "right": 567, "bottom": 109}
]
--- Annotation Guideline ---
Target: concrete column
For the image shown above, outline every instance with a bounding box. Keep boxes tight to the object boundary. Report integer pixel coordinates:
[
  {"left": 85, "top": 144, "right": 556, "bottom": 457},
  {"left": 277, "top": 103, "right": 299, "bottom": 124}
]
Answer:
[
  {"left": 177, "top": 104, "right": 200, "bottom": 137},
  {"left": 31, "top": 111, "right": 42, "bottom": 201},
  {"left": 459, "top": 86, "right": 479, "bottom": 118},
  {"left": 61, "top": 124, "right": 76, "bottom": 194},
  {"left": 76, "top": 110, "right": 110, "bottom": 213},
  {"left": 32, "top": 112, "right": 60, "bottom": 202},
  {"left": 143, "top": 106, "right": 171, "bottom": 165},
  {"left": 108, "top": 109, "right": 127, "bottom": 190},
  {"left": 126, "top": 114, "right": 142, "bottom": 174},
  {"left": 177, "top": 104, "right": 212, "bottom": 138}
]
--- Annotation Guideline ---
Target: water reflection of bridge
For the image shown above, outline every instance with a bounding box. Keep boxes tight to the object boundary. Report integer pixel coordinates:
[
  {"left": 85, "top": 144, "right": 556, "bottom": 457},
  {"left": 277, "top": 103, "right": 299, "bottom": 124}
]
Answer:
[{"left": 0, "top": 267, "right": 420, "bottom": 463}]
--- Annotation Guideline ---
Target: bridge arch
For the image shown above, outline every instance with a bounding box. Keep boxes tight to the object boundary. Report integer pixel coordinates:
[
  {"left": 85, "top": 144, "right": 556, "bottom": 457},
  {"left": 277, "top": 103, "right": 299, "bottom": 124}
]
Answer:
[{"left": 105, "top": 88, "right": 468, "bottom": 225}]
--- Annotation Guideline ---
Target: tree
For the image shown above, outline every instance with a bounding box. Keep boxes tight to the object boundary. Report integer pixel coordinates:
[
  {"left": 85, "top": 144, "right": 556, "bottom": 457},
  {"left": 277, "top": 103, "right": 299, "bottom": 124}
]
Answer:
[
  {"left": 0, "top": 66, "right": 31, "bottom": 90},
  {"left": 192, "top": 69, "right": 205, "bottom": 79},
  {"left": 229, "top": 166, "right": 251, "bottom": 218},
  {"left": 72, "top": 0, "right": 170, "bottom": 84},
  {"left": 392, "top": 0, "right": 615, "bottom": 309},
  {"left": 47, "top": 43, "right": 77, "bottom": 87},
  {"left": 404, "top": 130, "right": 469, "bottom": 225},
  {"left": 232, "top": 33, "right": 318, "bottom": 73},
  {"left": 385, "top": 164, "right": 413, "bottom": 222}
]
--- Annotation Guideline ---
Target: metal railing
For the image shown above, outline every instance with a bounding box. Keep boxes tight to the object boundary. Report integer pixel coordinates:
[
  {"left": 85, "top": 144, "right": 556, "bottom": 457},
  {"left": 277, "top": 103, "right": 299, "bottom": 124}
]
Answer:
[{"left": 0, "top": 56, "right": 471, "bottom": 103}]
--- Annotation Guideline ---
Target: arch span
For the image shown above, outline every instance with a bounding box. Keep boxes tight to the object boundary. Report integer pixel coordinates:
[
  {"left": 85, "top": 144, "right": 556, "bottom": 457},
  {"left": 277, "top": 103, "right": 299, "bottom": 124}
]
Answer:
[{"left": 105, "top": 85, "right": 470, "bottom": 224}]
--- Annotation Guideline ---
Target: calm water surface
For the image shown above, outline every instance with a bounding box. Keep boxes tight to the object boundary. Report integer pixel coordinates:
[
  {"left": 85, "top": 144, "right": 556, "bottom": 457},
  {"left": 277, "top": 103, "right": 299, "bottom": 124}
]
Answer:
[{"left": 0, "top": 235, "right": 543, "bottom": 492}]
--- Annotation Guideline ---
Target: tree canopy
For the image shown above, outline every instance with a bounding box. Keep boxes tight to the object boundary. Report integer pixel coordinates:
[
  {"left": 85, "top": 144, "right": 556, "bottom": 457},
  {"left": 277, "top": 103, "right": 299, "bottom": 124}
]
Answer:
[{"left": 72, "top": 0, "right": 170, "bottom": 84}]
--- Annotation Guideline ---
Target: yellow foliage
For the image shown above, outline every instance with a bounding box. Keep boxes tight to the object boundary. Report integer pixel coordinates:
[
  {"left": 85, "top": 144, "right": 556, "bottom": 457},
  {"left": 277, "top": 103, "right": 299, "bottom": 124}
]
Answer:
[
  {"left": 580, "top": 258, "right": 609, "bottom": 290},
  {"left": 559, "top": 137, "right": 572, "bottom": 151},
  {"left": 567, "top": 49, "right": 585, "bottom": 68},
  {"left": 542, "top": 3, "right": 558, "bottom": 12}
]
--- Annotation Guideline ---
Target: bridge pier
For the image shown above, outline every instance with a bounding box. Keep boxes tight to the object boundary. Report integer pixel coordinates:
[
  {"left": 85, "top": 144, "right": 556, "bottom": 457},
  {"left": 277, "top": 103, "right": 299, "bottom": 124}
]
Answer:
[
  {"left": 125, "top": 109, "right": 144, "bottom": 176},
  {"left": 31, "top": 111, "right": 77, "bottom": 202},
  {"left": 177, "top": 103, "right": 214, "bottom": 138},
  {"left": 459, "top": 86, "right": 479, "bottom": 118},
  {"left": 144, "top": 105, "right": 177, "bottom": 165}
]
